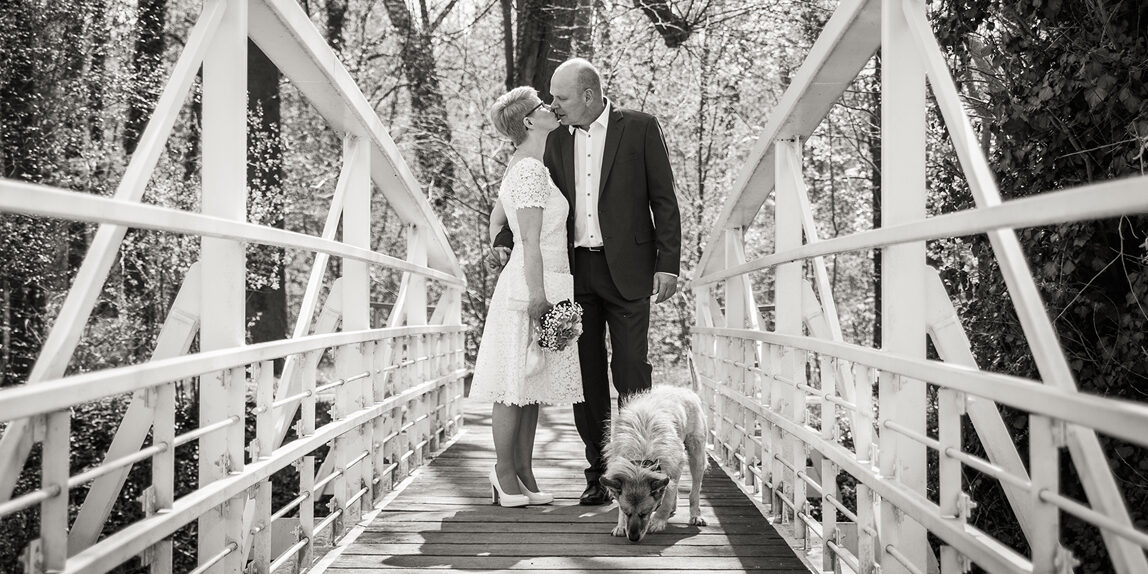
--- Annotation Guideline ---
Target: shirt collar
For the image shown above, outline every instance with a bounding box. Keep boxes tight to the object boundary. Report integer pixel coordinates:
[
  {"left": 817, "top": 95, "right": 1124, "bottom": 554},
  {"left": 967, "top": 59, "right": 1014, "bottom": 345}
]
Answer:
[{"left": 568, "top": 98, "right": 612, "bottom": 134}]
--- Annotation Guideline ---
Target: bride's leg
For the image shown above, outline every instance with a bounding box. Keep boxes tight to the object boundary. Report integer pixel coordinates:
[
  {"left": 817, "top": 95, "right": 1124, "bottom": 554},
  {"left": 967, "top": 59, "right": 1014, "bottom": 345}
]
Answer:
[
  {"left": 492, "top": 401, "right": 523, "bottom": 494},
  {"left": 513, "top": 403, "right": 541, "bottom": 491}
]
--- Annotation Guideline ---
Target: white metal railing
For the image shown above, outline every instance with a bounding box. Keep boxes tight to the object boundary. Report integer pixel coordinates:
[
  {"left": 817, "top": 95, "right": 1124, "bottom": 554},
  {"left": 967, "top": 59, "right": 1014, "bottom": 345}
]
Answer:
[
  {"left": 690, "top": 0, "right": 1148, "bottom": 573},
  {"left": 0, "top": 0, "right": 467, "bottom": 572}
]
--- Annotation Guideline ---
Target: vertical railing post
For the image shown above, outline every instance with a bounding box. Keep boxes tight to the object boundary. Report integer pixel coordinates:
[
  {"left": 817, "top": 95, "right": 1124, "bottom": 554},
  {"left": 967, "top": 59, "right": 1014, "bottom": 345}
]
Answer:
[
  {"left": 371, "top": 340, "right": 391, "bottom": 497},
  {"left": 791, "top": 349, "right": 808, "bottom": 543},
  {"left": 1030, "top": 416, "right": 1061, "bottom": 573},
  {"left": 150, "top": 382, "right": 175, "bottom": 574},
  {"left": 722, "top": 228, "right": 747, "bottom": 467},
  {"left": 360, "top": 339, "right": 377, "bottom": 506},
  {"left": 332, "top": 345, "right": 352, "bottom": 540},
  {"left": 250, "top": 361, "right": 275, "bottom": 574},
  {"left": 741, "top": 338, "right": 756, "bottom": 489},
  {"left": 759, "top": 343, "right": 776, "bottom": 508},
  {"left": 775, "top": 138, "right": 803, "bottom": 535},
  {"left": 819, "top": 355, "right": 838, "bottom": 571},
  {"left": 39, "top": 411, "right": 70, "bottom": 573},
  {"left": 339, "top": 135, "right": 371, "bottom": 527},
  {"left": 938, "top": 388, "right": 965, "bottom": 573},
  {"left": 767, "top": 344, "right": 785, "bottom": 517},
  {"left": 855, "top": 366, "right": 878, "bottom": 574},
  {"left": 298, "top": 455, "right": 315, "bottom": 572},
  {"left": 199, "top": 0, "right": 247, "bottom": 569},
  {"left": 881, "top": 0, "right": 928, "bottom": 568}
]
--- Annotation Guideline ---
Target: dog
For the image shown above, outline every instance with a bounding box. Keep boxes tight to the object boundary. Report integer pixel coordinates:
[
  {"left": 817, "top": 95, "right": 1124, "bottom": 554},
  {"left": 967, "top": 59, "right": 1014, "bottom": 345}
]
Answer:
[{"left": 599, "top": 386, "right": 708, "bottom": 542}]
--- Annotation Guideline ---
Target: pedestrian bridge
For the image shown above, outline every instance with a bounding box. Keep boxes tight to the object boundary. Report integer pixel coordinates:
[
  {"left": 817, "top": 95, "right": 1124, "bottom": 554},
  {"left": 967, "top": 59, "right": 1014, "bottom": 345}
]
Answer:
[{"left": 1, "top": 0, "right": 1146, "bottom": 573}]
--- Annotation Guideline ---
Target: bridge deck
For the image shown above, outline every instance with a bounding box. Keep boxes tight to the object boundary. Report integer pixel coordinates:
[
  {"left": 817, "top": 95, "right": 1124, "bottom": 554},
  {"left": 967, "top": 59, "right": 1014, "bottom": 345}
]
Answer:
[{"left": 323, "top": 396, "right": 809, "bottom": 573}]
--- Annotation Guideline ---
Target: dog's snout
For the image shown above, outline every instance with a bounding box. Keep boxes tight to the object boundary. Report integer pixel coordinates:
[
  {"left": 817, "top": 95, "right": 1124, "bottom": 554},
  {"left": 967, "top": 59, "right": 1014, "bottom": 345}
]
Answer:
[{"left": 628, "top": 532, "right": 642, "bottom": 542}]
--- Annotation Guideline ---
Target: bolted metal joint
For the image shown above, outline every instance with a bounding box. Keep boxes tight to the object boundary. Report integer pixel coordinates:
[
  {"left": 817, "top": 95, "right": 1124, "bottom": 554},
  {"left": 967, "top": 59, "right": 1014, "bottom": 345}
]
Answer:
[
  {"left": 958, "top": 492, "right": 978, "bottom": 520},
  {"left": 1054, "top": 547, "right": 1080, "bottom": 573}
]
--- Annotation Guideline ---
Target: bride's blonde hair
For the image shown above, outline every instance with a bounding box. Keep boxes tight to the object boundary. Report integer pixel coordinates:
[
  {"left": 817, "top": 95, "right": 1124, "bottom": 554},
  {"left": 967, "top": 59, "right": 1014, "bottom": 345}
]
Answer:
[{"left": 490, "top": 86, "right": 539, "bottom": 146}]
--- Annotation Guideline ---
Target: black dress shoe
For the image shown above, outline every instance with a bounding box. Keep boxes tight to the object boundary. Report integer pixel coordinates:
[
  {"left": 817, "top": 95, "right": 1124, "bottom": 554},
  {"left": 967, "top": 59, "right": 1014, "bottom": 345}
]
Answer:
[{"left": 580, "top": 482, "right": 612, "bottom": 505}]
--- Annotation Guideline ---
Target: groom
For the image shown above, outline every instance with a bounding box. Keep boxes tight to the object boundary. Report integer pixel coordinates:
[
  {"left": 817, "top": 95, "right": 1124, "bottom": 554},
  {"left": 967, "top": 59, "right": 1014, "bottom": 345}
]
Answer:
[{"left": 494, "top": 58, "right": 682, "bottom": 505}]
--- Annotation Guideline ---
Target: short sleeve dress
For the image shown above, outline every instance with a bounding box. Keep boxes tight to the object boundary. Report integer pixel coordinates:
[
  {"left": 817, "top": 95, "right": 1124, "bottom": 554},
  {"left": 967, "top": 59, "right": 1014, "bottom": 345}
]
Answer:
[{"left": 469, "top": 158, "right": 583, "bottom": 405}]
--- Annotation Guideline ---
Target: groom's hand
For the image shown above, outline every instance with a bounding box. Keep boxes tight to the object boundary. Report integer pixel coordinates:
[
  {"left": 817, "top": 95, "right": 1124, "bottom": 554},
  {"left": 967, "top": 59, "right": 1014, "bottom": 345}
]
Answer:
[
  {"left": 652, "top": 272, "right": 678, "bottom": 304},
  {"left": 486, "top": 246, "right": 512, "bottom": 270}
]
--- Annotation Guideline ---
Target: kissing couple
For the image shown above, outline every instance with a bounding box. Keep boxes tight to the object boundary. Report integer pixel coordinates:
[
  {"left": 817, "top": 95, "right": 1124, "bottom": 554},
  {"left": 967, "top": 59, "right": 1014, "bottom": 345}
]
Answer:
[{"left": 469, "top": 58, "right": 682, "bottom": 507}]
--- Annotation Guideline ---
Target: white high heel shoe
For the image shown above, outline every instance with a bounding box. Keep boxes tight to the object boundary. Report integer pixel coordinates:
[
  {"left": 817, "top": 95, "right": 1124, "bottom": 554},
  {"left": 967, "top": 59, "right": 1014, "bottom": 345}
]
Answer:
[
  {"left": 516, "top": 477, "right": 554, "bottom": 505},
  {"left": 490, "top": 468, "right": 530, "bottom": 507}
]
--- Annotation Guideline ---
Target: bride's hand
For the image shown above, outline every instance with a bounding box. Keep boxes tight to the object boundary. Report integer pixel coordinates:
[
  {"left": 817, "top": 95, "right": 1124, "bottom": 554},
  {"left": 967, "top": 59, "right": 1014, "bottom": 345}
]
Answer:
[{"left": 528, "top": 297, "right": 551, "bottom": 322}]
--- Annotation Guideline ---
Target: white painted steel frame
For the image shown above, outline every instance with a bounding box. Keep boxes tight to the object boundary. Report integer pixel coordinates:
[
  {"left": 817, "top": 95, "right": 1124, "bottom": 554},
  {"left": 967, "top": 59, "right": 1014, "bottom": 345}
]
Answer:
[
  {"left": 690, "top": 0, "right": 1148, "bottom": 572},
  {"left": 0, "top": 0, "right": 469, "bottom": 571},
  {"left": 0, "top": 0, "right": 226, "bottom": 504},
  {"left": 0, "top": 181, "right": 463, "bottom": 287},
  {"left": 198, "top": 1, "right": 248, "bottom": 566}
]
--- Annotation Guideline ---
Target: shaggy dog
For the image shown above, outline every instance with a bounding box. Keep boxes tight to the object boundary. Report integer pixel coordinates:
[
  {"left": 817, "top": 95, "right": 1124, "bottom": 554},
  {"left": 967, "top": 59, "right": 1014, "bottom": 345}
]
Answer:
[{"left": 599, "top": 386, "right": 708, "bottom": 542}]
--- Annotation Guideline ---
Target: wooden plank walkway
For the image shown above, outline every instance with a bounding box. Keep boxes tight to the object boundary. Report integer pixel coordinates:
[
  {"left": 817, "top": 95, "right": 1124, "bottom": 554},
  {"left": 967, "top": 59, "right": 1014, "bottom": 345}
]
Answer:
[{"left": 323, "top": 396, "right": 810, "bottom": 573}]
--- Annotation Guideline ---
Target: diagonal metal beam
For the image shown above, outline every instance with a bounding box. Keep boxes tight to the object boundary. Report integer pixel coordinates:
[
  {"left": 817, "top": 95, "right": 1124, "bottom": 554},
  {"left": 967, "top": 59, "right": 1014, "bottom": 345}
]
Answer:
[
  {"left": 0, "top": 1, "right": 225, "bottom": 503},
  {"left": 902, "top": 1, "right": 1148, "bottom": 570},
  {"left": 247, "top": 0, "right": 464, "bottom": 282},
  {"left": 696, "top": 0, "right": 880, "bottom": 279},
  {"left": 67, "top": 263, "right": 201, "bottom": 554}
]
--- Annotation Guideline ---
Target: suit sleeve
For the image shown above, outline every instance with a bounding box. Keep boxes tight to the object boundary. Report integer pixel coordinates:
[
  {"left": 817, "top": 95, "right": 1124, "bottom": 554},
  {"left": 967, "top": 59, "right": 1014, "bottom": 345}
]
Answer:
[
  {"left": 645, "top": 116, "right": 682, "bottom": 276},
  {"left": 493, "top": 224, "right": 513, "bottom": 250}
]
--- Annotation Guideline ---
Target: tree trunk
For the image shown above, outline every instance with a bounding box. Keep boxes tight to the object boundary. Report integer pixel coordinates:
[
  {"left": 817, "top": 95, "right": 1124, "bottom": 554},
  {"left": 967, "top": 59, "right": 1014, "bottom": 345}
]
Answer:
[
  {"left": 515, "top": 0, "right": 594, "bottom": 96},
  {"left": 124, "top": 0, "right": 166, "bottom": 155},
  {"left": 326, "top": 0, "right": 348, "bottom": 53},
  {"left": 121, "top": 0, "right": 167, "bottom": 358},
  {"left": 383, "top": 0, "right": 457, "bottom": 206},
  {"left": 868, "top": 56, "right": 881, "bottom": 348},
  {"left": 0, "top": 1, "right": 49, "bottom": 386},
  {"left": 633, "top": 0, "right": 692, "bottom": 48},
  {"left": 183, "top": 72, "right": 202, "bottom": 181},
  {"left": 246, "top": 41, "right": 288, "bottom": 363},
  {"left": 500, "top": 0, "right": 514, "bottom": 91}
]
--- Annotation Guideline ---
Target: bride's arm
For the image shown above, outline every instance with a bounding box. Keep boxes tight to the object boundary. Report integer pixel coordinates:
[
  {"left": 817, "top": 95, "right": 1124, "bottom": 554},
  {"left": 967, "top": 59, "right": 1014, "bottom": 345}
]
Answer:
[
  {"left": 516, "top": 206, "right": 549, "bottom": 321},
  {"left": 488, "top": 201, "right": 507, "bottom": 243}
]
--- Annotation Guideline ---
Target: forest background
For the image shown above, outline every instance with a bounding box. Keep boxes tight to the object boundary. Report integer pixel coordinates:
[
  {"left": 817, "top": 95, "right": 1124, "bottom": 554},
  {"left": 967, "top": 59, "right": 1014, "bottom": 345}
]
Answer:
[{"left": 0, "top": 0, "right": 1145, "bottom": 571}]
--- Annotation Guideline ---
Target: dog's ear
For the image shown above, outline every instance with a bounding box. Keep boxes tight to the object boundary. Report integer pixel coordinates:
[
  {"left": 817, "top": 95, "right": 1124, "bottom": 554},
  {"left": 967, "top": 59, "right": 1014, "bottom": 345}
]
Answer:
[
  {"left": 600, "top": 474, "right": 622, "bottom": 494},
  {"left": 648, "top": 475, "right": 670, "bottom": 499}
]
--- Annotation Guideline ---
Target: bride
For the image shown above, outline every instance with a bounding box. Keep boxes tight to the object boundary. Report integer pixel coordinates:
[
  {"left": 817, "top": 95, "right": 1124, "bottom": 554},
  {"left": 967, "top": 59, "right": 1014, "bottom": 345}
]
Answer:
[{"left": 469, "top": 87, "right": 583, "bottom": 507}]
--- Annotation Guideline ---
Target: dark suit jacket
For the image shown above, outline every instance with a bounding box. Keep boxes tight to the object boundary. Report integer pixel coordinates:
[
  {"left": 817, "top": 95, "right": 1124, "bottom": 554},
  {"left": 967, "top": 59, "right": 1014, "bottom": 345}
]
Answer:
[{"left": 497, "top": 106, "right": 681, "bottom": 301}]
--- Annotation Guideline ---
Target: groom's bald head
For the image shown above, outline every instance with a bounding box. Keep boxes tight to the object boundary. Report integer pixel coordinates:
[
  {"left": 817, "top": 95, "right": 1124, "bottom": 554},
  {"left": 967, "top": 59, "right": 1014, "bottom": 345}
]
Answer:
[
  {"left": 550, "top": 58, "right": 605, "bottom": 126},
  {"left": 554, "top": 58, "right": 602, "bottom": 97}
]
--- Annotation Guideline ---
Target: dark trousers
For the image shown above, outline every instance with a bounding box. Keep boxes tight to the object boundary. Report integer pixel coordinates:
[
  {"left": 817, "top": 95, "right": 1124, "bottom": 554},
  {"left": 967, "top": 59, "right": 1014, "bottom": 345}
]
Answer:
[{"left": 572, "top": 248, "right": 653, "bottom": 483}]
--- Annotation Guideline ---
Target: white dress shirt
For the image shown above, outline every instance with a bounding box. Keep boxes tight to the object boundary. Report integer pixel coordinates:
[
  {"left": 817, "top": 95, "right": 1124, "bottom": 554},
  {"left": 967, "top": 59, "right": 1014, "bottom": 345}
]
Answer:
[{"left": 571, "top": 100, "right": 611, "bottom": 248}]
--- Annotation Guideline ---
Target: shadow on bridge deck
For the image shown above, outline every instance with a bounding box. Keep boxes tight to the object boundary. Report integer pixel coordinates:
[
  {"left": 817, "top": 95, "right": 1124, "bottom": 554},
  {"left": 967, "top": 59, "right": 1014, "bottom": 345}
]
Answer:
[{"left": 321, "top": 397, "right": 809, "bottom": 573}]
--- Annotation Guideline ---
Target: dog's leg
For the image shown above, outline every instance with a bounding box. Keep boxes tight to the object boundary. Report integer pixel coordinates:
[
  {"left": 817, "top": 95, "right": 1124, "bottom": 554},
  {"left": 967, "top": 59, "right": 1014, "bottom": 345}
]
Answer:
[
  {"left": 686, "top": 438, "right": 707, "bottom": 526},
  {"left": 611, "top": 506, "right": 626, "bottom": 537},
  {"left": 649, "top": 474, "right": 679, "bottom": 533}
]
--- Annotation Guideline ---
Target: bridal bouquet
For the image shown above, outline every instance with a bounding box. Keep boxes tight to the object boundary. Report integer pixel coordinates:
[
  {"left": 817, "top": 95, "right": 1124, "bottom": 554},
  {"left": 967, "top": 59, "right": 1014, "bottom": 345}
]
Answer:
[{"left": 536, "top": 299, "right": 583, "bottom": 351}]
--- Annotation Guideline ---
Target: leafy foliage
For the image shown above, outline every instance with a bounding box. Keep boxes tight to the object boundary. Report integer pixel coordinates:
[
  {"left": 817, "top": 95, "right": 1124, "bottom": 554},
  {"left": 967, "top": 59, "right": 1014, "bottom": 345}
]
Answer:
[
  {"left": 930, "top": 0, "right": 1148, "bottom": 569},
  {"left": 1, "top": 0, "right": 1146, "bottom": 570}
]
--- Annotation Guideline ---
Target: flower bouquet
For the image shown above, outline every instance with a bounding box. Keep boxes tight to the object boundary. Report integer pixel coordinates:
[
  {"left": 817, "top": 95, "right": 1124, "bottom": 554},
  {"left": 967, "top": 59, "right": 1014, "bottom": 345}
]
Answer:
[{"left": 536, "top": 299, "right": 583, "bottom": 351}]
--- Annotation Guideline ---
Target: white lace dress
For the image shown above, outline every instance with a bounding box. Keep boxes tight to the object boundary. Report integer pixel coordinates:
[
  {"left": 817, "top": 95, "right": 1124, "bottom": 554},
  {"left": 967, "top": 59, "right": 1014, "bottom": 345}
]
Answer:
[{"left": 470, "top": 158, "right": 583, "bottom": 406}]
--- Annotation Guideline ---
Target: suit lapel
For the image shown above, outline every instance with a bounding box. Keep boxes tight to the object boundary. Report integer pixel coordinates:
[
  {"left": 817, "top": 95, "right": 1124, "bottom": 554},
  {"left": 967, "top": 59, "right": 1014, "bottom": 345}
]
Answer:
[
  {"left": 559, "top": 129, "right": 575, "bottom": 203},
  {"left": 598, "top": 107, "right": 625, "bottom": 198}
]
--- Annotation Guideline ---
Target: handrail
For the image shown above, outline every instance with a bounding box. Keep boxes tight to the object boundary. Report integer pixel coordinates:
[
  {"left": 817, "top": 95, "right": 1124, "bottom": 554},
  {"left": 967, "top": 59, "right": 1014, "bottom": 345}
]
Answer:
[
  {"left": 695, "top": 0, "right": 880, "bottom": 278},
  {"left": 690, "top": 0, "right": 1148, "bottom": 571},
  {"left": 248, "top": 0, "right": 462, "bottom": 277},
  {"left": 64, "top": 369, "right": 465, "bottom": 574},
  {"left": 0, "top": 180, "right": 465, "bottom": 287},
  {"left": 0, "top": 325, "right": 463, "bottom": 421},
  {"left": 0, "top": 0, "right": 471, "bottom": 571},
  {"left": 692, "top": 175, "right": 1148, "bottom": 286},
  {"left": 695, "top": 327, "right": 1148, "bottom": 450}
]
